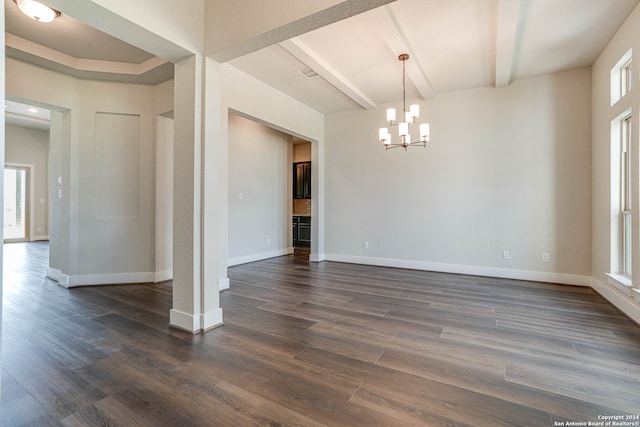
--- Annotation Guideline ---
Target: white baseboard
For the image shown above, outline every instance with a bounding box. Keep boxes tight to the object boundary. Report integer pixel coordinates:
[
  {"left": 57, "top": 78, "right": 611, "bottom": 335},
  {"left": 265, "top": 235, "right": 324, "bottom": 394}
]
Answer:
[
  {"left": 219, "top": 277, "right": 230, "bottom": 291},
  {"left": 309, "top": 253, "right": 325, "bottom": 262},
  {"left": 46, "top": 267, "right": 61, "bottom": 282},
  {"left": 32, "top": 235, "right": 49, "bottom": 241},
  {"left": 170, "top": 309, "right": 199, "bottom": 333},
  {"left": 323, "top": 254, "right": 592, "bottom": 286},
  {"left": 228, "top": 247, "right": 294, "bottom": 267},
  {"left": 202, "top": 308, "right": 224, "bottom": 331},
  {"left": 155, "top": 270, "right": 173, "bottom": 283},
  {"left": 592, "top": 278, "right": 640, "bottom": 325},
  {"left": 57, "top": 271, "right": 156, "bottom": 288},
  {"left": 169, "top": 308, "right": 224, "bottom": 333}
]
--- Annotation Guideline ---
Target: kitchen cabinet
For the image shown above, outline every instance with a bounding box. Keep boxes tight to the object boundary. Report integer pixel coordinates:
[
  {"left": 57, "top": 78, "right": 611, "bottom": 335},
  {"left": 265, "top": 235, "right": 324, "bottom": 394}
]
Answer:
[
  {"left": 292, "top": 215, "right": 311, "bottom": 247},
  {"left": 293, "top": 161, "right": 311, "bottom": 199}
]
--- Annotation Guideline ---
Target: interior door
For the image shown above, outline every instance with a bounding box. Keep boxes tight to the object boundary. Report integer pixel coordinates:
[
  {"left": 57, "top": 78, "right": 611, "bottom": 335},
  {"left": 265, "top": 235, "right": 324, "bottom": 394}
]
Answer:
[{"left": 4, "top": 166, "right": 30, "bottom": 242}]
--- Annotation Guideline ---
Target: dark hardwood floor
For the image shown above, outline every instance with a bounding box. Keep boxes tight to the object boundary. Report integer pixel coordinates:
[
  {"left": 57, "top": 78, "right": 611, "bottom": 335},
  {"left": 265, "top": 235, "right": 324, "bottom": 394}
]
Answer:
[{"left": 2, "top": 242, "right": 640, "bottom": 426}]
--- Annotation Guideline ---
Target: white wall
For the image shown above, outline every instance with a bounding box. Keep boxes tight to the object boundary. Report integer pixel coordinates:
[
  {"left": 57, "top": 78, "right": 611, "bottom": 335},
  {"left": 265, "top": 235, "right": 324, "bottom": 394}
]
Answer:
[
  {"left": 75, "top": 80, "right": 156, "bottom": 280},
  {"left": 227, "top": 113, "right": 293, "bottom": 265},
  {"left": 325, "top": 68, "right": 592, "bottom": 285},
  {"left": 5, "top": 125, "right": 49, "bottom": 239},
  {"left": 5, "top": 58, "right": 174, "bottom": 285},
  {"left": 221, "top": 65, "right": 325, "bottom": 140},
  {"left": 591, "top": 3, "right": 640, "bottom": 322},
  {"left": 220, "top": 64, "right": 326, "bottom": 268}
]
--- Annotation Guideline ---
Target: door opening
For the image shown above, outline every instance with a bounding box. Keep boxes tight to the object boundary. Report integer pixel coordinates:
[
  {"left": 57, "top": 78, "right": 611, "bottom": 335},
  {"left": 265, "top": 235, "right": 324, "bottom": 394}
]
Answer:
[{"left": 4, "top": 166, "right": 30, "bottom": 242}]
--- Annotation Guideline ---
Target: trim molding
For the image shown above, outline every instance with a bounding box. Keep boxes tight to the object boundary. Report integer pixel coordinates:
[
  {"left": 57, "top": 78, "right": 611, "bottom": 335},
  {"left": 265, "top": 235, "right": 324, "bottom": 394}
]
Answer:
[
  {"left": 169, "top": 308, "right": 224, "bottom": 333},
  {"left": 32, "top": 235, "right": 50, "bottom": 241},
  {"left": 57, "top": 271, "right": 156, "bottom": 288},
  {"left": 592, "top": 278, "right": 640, "bottom": 325},
  {"left": 202, "top": 308, "right": 224, "bottom": 331},
  {"left": 170, "top": 309, "right": 199, "bottom": 333},
  {"left": 323, "top": 254, "right": 592, "bottom": 286},
  {"left": 154, "top": 270, "right": 173, "bottom": 283},
  {"left": 219, "top": 277, "right": 230, "bottom": 291},
  {"left": 309, "top": 253, "right": 325, "bottom": 262},
  {"left": 46, "top": 267, "right": 61, "bottom": 282},
  {"left": 228, "top": 247, "right": 294, "bottom": 267}
]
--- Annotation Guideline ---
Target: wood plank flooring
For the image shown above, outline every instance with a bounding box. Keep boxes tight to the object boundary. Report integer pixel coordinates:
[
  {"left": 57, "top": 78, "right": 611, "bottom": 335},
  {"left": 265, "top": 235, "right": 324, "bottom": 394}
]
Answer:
[{"left": 2, "top": 242, "right": 640, "bottom": 426}]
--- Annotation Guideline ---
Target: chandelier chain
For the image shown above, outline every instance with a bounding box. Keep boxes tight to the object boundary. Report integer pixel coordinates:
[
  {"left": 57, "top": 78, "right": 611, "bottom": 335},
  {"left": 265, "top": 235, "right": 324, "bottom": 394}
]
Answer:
[{"left": 402, "top": 57, "right": 406, "bottom": 116}]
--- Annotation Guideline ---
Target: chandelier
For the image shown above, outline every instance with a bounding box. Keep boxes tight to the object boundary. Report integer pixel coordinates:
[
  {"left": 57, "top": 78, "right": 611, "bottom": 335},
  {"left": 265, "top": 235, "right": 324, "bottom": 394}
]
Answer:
[{"left": 378, "top": 54, "right": 430, "bottom": 150}]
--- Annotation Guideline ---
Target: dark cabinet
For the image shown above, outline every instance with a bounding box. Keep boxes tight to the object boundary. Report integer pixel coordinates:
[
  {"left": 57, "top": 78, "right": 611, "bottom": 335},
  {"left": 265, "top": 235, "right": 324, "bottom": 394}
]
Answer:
[
  {"left": 293, "top": 161, "right": 311, "bottom": 199},
  {"left": 292, "top": 216, "right": 311, "bottom": 247}
]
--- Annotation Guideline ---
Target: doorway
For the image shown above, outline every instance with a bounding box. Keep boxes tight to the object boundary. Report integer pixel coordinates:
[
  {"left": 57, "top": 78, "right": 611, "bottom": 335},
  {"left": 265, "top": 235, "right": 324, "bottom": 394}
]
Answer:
[
  {"left": 4, "top": 166, "right": 30, "bottom": 242},
  {"left": 292, "top": 139, "right": 312, "bottom": 261}
]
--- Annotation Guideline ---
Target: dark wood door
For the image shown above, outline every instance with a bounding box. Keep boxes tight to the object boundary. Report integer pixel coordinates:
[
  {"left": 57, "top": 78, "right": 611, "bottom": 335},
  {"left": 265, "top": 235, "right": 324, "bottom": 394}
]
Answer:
[{"left": 293, "top": 161, "right": 311, "bottom": 199}]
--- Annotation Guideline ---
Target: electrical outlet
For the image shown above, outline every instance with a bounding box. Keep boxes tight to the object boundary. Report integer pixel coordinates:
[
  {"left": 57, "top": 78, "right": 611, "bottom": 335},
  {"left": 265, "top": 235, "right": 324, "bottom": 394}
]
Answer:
[
  {"left": 363, "top": 241, "right": 369, "bottom": 249},
  {"left": 542, "top": 252, "right": 550, "bottom": 262},
  {"left": 503, "top": 250, "right": 510, "bottom": 259},
  {"left": 267, "top": 238, "right": 271, "bottom": 245}
]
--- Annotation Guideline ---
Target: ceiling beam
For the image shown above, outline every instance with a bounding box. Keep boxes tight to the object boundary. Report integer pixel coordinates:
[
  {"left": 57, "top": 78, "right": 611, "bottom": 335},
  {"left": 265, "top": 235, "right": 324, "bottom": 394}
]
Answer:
[
  {"left": 369, "top": 5, "right": 436, "bottom": 101},
  {"left": 495, "top": 0, "right": 524, "bottom": 88},
  {"left": 210, "top": 0, "right": 397, "bottom": 63},
  {"left": 279, "top": 38, "right": 377, "bottom": 110}
]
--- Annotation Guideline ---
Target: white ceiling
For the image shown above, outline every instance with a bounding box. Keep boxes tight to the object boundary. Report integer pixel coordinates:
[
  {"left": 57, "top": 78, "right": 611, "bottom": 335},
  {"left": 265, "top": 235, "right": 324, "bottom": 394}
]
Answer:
[
  {"left": 230, "top": 0, "right": 640, "bottom": 113},
  {"left": 5, "top": 99, "right": 50, "bottom": 131},
  {"left": 4, "top": 0, "right": 640, "bottom": 125}
]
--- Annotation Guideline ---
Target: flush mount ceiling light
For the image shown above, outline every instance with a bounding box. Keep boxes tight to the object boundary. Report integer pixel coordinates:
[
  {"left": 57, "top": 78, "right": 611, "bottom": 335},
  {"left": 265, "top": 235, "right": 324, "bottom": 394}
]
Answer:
[
  {"left": 13, "top": 0, "right": 60, "bottom": 23},
  {"left": 378, "top": 54, "right": 430, "bottom": 151}
]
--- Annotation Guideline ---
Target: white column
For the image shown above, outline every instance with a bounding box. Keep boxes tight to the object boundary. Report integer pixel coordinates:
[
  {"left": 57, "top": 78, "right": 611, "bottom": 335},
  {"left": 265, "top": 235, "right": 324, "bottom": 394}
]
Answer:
[
  {"left": 202, "top": 57, "right": 225, "bottom": 328},
  {"left": 310, "top": 137, "right": 325, "bottom": 262},
  {"left": 47, "top": 110, "right": 72, "bottom": 283},
  {"left": 0, "top": 3, "right": 5, "bottom": 397},
  {"left": 171, "top": 54, "right": 204, "bottom": 332},
  {"left": 171, "top": 54, "right": 224, "bottom": 332}
]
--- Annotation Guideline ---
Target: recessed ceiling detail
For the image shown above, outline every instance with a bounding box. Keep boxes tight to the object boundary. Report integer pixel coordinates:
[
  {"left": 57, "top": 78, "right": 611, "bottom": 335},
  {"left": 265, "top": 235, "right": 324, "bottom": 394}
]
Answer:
[{"left": 4, "top": 0, "right": 173, "bottom": 84}]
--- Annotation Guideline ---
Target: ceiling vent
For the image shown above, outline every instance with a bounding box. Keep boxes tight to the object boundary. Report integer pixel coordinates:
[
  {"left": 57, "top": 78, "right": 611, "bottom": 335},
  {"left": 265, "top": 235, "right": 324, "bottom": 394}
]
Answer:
[{"left": 297, "top": 67, "right": 319, "bottom": 79}]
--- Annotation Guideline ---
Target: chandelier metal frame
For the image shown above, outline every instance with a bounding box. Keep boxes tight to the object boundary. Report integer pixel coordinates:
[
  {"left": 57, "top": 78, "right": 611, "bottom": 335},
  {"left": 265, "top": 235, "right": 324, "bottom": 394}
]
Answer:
[{"left": 378, "top": 54, "right": 430, "bottom": 151}]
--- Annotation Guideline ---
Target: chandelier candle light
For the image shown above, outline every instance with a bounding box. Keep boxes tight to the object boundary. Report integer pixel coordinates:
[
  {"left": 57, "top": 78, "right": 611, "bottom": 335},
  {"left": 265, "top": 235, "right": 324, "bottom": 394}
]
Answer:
[{"left": 378, "top": 54, "right": 430, "bottom": 150}]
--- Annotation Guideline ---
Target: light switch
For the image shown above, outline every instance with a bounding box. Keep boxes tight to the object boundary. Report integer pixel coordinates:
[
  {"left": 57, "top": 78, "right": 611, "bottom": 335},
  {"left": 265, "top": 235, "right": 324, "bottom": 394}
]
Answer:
[
  {"left": 58, "top": 189, "right": 63, "bottom": 198},
  {"left": 57, "top": 176, "right": 63, "bottom": 185}
]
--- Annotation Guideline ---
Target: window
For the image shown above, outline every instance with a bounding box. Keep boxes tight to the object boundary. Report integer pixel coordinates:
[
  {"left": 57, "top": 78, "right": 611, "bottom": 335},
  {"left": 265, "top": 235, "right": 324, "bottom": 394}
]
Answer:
[
  {"left": 611, "top": 49, "right": 633, "bottom": 105},
  {"left": 622, "top": 115, "right": 632, "bottom": 277},
  {"left": 622, "top": 58, "right": 633, "bottom": 95}
]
